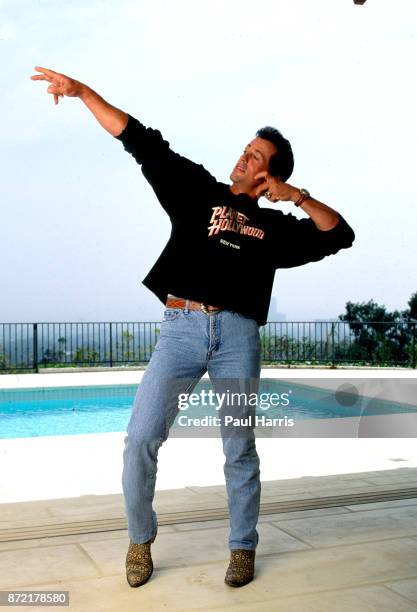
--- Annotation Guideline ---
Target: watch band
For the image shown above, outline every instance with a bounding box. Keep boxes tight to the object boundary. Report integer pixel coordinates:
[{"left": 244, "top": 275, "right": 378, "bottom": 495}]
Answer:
[{"left": 294, "top": 188, "right": 311, "bottom": 207}]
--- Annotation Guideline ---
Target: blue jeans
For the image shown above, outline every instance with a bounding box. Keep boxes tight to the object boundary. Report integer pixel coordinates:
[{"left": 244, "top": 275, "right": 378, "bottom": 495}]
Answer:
[{"left": 122, "top": 304, "right": 262, "bottom": 550}]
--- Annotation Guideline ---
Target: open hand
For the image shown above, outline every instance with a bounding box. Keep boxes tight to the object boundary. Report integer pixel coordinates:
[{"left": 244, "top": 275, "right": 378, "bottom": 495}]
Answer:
[
  {"left": 30, "top": 66, "right": 83, "bottom": 105},
  {"left": 254, "top": 171, "right": 298, "bottom": 203}
]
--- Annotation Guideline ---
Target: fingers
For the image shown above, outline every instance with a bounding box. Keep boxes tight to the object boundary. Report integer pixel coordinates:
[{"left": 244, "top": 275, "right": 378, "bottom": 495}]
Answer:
[
  {"left": 31, "top": 66, "right": 64, "bottom": 106},
  {"left": 31, "top": 66, "right": 59, "bottom": 83},
  {"left": 263, "top": 189, "right": 277, "bottom": 202},
  {"left": 255, "top": 182, "right": 268, "bottom": 198},
  {"left": 30, "top": 74, "right": 51, "bottom": 81},
  {"left": 46, "top": 85, "right": 63, "bottom": 104},
  {"left": 34, "top": 66, "right": 58, "bottom": 77},
  {"left": 254, "top": 171, "right": 268, "bottom": 182},
  {"left": 254, "top": 171, "right": 269, "bottom": 198}
]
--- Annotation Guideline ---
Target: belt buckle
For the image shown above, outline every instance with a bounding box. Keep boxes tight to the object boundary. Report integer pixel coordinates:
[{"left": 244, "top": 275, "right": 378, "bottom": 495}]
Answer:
[{"left": 200, "top": 303, "right": 221, "bottom": 316}]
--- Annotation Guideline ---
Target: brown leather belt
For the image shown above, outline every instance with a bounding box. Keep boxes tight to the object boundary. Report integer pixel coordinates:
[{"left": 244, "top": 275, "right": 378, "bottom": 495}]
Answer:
[{"left": 166, "top": 296, "right": 223, "bottom": 315}]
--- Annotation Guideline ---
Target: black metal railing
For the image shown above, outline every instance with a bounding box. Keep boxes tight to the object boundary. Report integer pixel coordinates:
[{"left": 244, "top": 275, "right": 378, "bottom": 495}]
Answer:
[
  {"left": 0, "top": 320, "right": 416, "bottom": 373},
  {"left": 259, "top": 321, "right": 416, "bottom": 368}
]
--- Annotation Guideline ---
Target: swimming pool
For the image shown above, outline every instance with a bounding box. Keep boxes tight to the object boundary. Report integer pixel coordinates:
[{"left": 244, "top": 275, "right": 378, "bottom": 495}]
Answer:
[{"left": 1, "top": 379, "right": 416, "bottom": 439}]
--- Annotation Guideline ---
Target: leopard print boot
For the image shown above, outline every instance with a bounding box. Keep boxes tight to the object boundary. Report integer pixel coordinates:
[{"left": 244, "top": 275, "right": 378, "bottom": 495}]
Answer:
[
  {"left": 125, "top": 535, "right": 156, "bottom": 588},
  {"left": 224, "top": 549, "right": 256, "bottom": 587}
]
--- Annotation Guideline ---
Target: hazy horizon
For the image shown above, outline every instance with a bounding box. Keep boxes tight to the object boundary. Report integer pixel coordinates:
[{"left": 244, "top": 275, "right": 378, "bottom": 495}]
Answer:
[{"left": 2, "top": 0, "right": 416, "bottom": 323}]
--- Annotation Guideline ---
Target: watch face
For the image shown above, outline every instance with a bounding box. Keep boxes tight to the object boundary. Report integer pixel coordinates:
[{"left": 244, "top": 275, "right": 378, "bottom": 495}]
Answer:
[{"left": 301, "top": 188, "right": 310, "bottom": 198}]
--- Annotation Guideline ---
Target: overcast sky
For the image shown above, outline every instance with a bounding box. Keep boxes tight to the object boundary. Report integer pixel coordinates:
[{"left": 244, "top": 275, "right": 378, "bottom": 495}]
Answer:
[{"left": 1, "top": 0, "right": 416, "bottom": 323}]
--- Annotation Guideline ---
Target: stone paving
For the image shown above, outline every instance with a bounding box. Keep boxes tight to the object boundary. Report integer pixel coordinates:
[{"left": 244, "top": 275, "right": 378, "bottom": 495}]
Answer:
[{"left": 1, "top": 471, "right": 417, "bottom": 611}]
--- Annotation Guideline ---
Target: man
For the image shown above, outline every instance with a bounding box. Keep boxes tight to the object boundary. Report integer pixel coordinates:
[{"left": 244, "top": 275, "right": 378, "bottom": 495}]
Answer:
[{"left": 32, "top": 66, "right": 355, "bottom": 589}]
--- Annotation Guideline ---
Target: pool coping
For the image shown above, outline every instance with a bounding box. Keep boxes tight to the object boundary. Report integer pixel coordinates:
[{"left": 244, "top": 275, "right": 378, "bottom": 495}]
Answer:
[{"left": 1, "top": 367, "right": 416, "bottom": 391}]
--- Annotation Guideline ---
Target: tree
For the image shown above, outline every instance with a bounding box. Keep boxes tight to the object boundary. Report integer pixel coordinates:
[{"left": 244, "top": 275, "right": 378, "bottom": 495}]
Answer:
[
  {"left": 339, "top": 299, "right": 412, "bottom": 364},
  {"left": 72, "top": 347, "right": 100, "bottom": 365},
  {"left": 0, "top": 345, "right": 8, "bottom": 370},
  {"left": 403, "top": 292, "right": 417, "bottom": 321}
]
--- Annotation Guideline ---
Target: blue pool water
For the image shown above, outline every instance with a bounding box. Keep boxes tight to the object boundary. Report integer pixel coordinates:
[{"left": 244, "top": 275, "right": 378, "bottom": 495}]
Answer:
[
  {"left": 0, "top": 381, "right": 416, "bottom": 439},
  {"left": 0, "top": 385, "right": 135, "bottom": 439}
]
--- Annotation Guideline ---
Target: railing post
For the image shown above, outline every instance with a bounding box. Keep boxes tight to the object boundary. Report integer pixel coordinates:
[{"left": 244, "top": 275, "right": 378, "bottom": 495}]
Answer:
[
  {"left": 413, "top": 323, "right": 416, "bottom": 369},
  {"left": 109, "top": 322, "right": 113, "bottom": 368},
  {"left": 331, "top": 322, "right": 335, "bottom": 368},
  {"left": 33, "top": 323, "right": 38, "bottom": 373}
]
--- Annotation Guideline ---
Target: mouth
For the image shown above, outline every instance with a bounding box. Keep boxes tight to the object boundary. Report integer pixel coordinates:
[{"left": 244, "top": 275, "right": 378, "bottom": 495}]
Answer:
[{"left": 234, "top": 163, "right": 246, "bottom": 173}]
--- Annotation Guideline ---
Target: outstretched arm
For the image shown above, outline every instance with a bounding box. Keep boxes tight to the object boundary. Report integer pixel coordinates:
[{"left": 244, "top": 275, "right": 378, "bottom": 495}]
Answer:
[
  {"left": 31, "top": 66, "right": 218, "bottom": 217},
  {"left": 30, "top": 66, "right": 128, "bottom": 137}
]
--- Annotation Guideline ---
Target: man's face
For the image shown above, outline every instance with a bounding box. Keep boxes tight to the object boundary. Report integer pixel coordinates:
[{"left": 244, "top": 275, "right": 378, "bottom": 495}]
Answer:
[{"left": 230, "top": 137, "right": 278, "bottom": 190}]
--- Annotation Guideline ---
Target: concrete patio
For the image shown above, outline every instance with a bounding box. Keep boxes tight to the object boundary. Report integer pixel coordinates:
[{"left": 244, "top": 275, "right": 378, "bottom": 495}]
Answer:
[
  {"left": 2, "top": 469, "right": 417, "bottom": 611},
  {"left": 2, "top": 369, "right": 417, "bottom": 608}
]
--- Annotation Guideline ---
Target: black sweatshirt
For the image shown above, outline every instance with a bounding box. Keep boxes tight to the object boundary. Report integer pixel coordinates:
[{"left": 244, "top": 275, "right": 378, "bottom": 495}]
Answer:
[{"left": 115, "top": 115, "right": 355, "bottom": 326}]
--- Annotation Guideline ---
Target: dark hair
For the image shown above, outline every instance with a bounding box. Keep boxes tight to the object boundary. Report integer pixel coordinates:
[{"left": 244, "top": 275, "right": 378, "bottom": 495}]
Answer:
[{"left": 256, "top": 126, "right": 294, "bottom": 182}]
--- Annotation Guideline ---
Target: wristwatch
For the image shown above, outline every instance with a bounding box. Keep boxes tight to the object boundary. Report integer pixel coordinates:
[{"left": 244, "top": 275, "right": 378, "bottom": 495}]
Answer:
[{"left": 294, "top": 188, "right": 311, "bottom": 207}]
